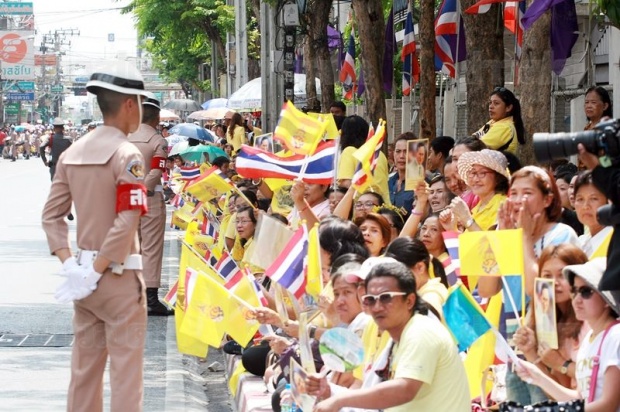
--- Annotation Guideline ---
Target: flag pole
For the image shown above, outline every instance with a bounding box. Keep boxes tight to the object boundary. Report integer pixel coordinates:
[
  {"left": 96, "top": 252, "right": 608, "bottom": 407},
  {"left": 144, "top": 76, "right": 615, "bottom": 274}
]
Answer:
[
  {"left": 513, "top": 3, "right": 520, "bottom": 89},
  {"left": 454, "top": 0, "right": 462, "bottom": 135}
]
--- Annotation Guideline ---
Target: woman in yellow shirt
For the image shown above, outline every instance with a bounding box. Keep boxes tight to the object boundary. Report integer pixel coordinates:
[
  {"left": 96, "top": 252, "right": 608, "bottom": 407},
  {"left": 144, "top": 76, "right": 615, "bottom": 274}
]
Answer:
[
  {"left": 472, "top": 87, "right": 525, "bottom": 154},
  {"left": 442, "top": 149, "right": 510, "bottom": 231},
  {"left": 227, "top": 112, "right": 246, "bottom": 152}
]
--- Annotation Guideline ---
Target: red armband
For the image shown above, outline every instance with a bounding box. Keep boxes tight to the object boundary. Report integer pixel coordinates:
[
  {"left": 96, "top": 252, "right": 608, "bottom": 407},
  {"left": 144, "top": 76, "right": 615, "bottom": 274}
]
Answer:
[
  {"left": 116, "top": 183, "right": 148, "bottom": 215},
  {"left": 150, "top": 156, "right": 167, "bottom": 171}
]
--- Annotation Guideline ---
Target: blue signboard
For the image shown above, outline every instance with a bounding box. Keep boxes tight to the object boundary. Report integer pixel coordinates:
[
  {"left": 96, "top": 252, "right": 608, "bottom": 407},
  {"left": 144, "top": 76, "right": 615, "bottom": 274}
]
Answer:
[
  {"left": 0, "top": 2, "right": 34, "bottom": 15},
  {"left": 7, "top": 92, "right": 35, "bottom": 101},
  {"left": 5, "top": 81, "right": 35, "bottom": 91}
]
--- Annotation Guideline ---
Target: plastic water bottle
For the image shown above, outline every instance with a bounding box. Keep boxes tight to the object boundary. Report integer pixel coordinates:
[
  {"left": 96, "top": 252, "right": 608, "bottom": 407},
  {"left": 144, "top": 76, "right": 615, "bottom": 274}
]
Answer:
[{"left": 280, "top": 383, "right": 296, "bottom": 412}]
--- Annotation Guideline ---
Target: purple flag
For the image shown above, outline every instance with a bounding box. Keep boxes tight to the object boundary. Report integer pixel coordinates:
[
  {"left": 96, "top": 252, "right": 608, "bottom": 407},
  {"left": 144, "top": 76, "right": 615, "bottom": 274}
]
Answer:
[
  {"left": 382, "top": 8, "right": 395, "bottom": 94},
  {"left": 357, "top": 67, "right": 365, "bottom": 97},
  {"left": 327, "top": 25, "right": 342, "bottom": 50},
  {"left": 551, "top": 0, "right": 578, "bottom": 74},
  {"left": 294, "top": 50, "right": 304, "bottom": 74},
  {"left": 521, "top": 0, "right": 565, "bottom": 29}
]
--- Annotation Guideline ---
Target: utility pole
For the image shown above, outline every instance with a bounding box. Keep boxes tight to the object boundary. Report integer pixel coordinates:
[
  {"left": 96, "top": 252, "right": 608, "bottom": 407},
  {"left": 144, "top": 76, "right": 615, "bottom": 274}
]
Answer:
[{"left": 39, "top": 29, "right": 79, "bottom": 120}]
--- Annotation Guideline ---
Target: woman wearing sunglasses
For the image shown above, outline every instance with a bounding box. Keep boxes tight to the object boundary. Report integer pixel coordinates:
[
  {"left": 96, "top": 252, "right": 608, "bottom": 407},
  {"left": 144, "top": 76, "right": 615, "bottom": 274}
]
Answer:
[
  {"left": 472, "top": 87, "right": 525, "bottom": 154},
  {"left": 512, "top": 244, "right": 589, "bottom": 405},
  {"left": 515, "top": 258, "right": 620, "bottom": 411},
  {"left": 309, "top": 260, "right": 470, "bottom": 412}
]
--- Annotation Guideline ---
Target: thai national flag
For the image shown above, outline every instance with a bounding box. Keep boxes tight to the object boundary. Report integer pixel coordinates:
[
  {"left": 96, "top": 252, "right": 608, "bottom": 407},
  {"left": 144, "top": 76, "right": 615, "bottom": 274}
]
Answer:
[
  {"left": 163, "top": 280, "right": 178, "bottom": 308},
  {"left": 442, "top": 231, "right": 463, "bottom": 284},
  {"left": 215, "top": 251, "right": 243, "bottom": 289},
  {"left": 401, "top": 10, "right": 419, "bottom": 96},
  {"left": 243, "top": 267, "right": 269, "bottom": 307},
  {"left": 465, "top": 0, "right": 514, "bottom": 14},
  {"left": 504, "top": 1, "right": 526, "bottom": 58},
  {"left": 236, "top": 141, "right": 336, "bottom": 185},
  {"left": 264, "top": 226, "right": 308, "bottom": 299},
  {"left": 179, "top": 166, "right": 201, "bottom": 180},
  {"left": 201, "top": 218, "right": 218, "bottom": 239},
  {"left": 434, "top": 0, "right": 467, "bottom": 78},
  {"left": 339, "top": 31, "right": 356, "bottom": 99}
]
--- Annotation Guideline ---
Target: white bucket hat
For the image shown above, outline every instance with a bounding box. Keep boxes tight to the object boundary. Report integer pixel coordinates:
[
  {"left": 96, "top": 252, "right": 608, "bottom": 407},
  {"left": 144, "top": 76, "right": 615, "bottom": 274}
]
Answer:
[
  {"left": 86, "top": 61, "right": 147, "bottom": 96},
  {"left": 563, "top": 257, "right": 619, "bottom": 315}
]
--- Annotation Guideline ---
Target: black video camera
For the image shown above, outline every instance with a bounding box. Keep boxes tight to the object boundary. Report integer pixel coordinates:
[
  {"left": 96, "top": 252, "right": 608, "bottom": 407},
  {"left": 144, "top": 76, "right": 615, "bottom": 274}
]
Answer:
[{"left": 533, "top": 118, "right": 620, "bottom": 167}]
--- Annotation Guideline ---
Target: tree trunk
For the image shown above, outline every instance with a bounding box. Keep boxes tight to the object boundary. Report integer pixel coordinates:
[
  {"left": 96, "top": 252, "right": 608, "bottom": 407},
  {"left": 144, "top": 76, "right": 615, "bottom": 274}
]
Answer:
[
  {"left": 302, "top": 31, "right": 319, "bottom": 110},
  {"left": 419, "top": 0, "right": 436, "bottom": 140},
  {"left": 306, "top": 0, "right": 335, "bottom": 112},
  {"left": 352, "top": 0, "right": 386, "bottom": 125},
  {"left": 460, "top": 1, "right": 505, "bottom": 134},
  {"left": 518, "top": 1, "right": 552, "bottom": 165}
]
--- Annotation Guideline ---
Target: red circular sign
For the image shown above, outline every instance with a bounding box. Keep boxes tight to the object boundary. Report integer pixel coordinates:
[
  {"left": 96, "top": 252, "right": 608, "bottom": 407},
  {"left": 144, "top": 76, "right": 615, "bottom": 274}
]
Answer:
[{"left": 0, "top": 33, "right": 28, "bottom": 64}]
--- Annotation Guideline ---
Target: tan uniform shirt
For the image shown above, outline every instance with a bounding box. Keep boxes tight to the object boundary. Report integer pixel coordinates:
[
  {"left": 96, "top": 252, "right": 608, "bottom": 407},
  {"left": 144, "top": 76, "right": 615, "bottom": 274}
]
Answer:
[
  {"left": 128, "top": 123, "right": 167, "bottom": 192},
  {"left": 42, "top": 126, "right": 145, "bottom": 264}
]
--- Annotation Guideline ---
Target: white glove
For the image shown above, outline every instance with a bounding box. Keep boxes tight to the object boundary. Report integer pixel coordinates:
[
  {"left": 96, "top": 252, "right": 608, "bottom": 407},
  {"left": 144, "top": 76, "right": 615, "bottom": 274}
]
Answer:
[
  {"left": 59, "top": 256, "right": 79, "bottom": 275},
  {"left": 55, "top": 263, "right": 103, "bottom": 303}
]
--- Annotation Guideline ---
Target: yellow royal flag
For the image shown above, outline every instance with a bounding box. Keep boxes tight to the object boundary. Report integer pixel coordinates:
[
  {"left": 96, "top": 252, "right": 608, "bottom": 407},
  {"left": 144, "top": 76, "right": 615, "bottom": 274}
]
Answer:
[
  {"left": 175, "top": 267, "right": 209, "bottom": 357},
  {"left": 305, "top": 223, "right": 323, "bottom": 299},
  {"left": 308, "top": 112, "right": 340, "bottom": 140},
  {"left": 180, "top": 242, "right": 224, "bottom": 286},
  {"left": 226, "top": 291, "right": 260, "bottom": 347},
  {"left": 273, "top": 101, "right": 327, "bottom": 155},
  {"left": 459, "top": 229, "right": 524, "bottom": 277},
  {"left": 180, "top": 271, "right": 229, "bottom": 348},
  {"left": 186, "top": 166, "right": 234, "bottom": 202},
  {"left": 171, "top": 203, "right": 196, "bottom": 230},
  {"left": 462, "top": 293, "right": 503, "bottom": 399},
  {"left": 352, "top": 120, "right": 386, "bottom": 173}
]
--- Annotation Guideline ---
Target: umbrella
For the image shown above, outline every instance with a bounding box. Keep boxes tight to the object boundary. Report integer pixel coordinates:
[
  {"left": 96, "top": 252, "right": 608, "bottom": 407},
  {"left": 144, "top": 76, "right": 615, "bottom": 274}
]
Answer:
[
  {"left": 169, "top": 141, "right": 190, "bottom": 157},
  {"left": 188, "top": 108, "right": 236, "bottom": 121},
  {"left": 160, "top": 109, "right": 180, "bottom": 121},
  {"left": 179, "top": 145, "right": 228, "bottom": 163},
  {"left": 165, "top": 134, "right": 188, "bottom": 148},
  {"left": 201, "top": 98, "right": 228, "bottom": 110},
  {"left": 163, "top": 99, "right": 202, "bottom": 112},
  {"left": 228, "top": 73, "right": 321, "bottom": 111},
  {"left": 169, "top": 123, "right": 215, "bottom": 142}
]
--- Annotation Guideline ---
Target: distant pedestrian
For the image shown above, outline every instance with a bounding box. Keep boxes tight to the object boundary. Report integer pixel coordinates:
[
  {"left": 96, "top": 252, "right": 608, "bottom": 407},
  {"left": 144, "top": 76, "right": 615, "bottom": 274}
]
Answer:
[
  {"left": 40, "top": 118, "right": 72, "bottom": 181},
  {"left": 42, "top": 61, "right": 149, "bottom": 412}
]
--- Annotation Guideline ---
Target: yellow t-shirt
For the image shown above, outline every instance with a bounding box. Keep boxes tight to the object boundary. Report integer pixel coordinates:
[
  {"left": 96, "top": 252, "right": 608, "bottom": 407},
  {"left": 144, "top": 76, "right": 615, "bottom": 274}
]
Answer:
[
  {"left": 475, "top": 116, "right": 518, "bottom": 154},
  {"left": 229, "top": 126, "right": 246, "bottom": 152},
  {"left": 470, "top": 193, "right": 506, "bottom": 231},
  {"left": 356, "top": 320, "right": 391, "bottom": 381},
  {"left": 388, "top": 314, "right": 470, "bottom": 412},
  {"left": 337, "top": 146, "right": 391, "bottom": 205},
  {"left": 418, "top": 278, "right": 448, "bottom": 320}
]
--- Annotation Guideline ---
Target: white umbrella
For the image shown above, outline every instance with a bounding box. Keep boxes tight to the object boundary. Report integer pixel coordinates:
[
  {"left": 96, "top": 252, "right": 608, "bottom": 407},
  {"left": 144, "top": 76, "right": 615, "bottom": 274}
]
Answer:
[
  {"left": 168, "top": 140, "right": 189, "bottom": 156},
  {"left": 165, "top": 134, "right": 188, "bottom": 148},
  {"left": 188, "top": 108, "right": 236, "bottom": 120},
  {"left": 227, "top": 73, "right": 321, "bottom": 111},
  {"left": 160, "top": 109, "right": 180, "bottom": 121}
]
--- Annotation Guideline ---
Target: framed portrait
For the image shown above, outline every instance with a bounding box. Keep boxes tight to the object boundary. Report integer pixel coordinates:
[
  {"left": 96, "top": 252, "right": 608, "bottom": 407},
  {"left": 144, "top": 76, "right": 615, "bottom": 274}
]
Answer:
[
  {"left": 405, "top": 138, "right": 428, "bottom": 191},
  {"left": 534, "top": 278, "right": 558, "bottom": 349}
]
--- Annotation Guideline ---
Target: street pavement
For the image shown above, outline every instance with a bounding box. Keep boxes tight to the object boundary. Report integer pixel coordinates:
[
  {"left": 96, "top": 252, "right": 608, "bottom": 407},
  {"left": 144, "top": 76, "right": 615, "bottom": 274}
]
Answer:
[{"left": 0, "top": 155, "right": 232, "bottom": 411}]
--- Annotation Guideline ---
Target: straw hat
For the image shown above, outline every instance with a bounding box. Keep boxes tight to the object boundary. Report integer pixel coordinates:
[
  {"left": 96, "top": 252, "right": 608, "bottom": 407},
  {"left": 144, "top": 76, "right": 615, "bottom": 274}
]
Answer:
[
  {"left": 563, "top": 257, "right": 619, "bottom": 315},
  {"left": 457, "top": 149, "right": 510, "bottom": 182}
]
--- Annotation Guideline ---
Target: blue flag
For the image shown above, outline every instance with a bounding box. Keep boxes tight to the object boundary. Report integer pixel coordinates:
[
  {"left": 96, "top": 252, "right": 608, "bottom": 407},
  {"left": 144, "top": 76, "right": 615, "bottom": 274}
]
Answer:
[{"left": 443, "top": 283, "right": 492, "bottom": 351}]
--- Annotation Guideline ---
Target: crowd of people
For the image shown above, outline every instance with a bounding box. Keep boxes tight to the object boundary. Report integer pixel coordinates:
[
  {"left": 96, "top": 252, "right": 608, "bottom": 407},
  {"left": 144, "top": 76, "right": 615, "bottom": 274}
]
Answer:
[
  {"left": 160, "top": 85, "right": 620, "bottom": 411},
  {"left": 38, "top": 60, "right": 618, "bottom": 412}
]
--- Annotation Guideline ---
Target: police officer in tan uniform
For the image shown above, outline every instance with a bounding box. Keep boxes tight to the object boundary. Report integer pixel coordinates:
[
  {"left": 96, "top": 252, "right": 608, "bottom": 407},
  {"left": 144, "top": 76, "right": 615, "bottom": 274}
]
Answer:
[
  {"left": 129, "top": 92, "right": 173, "bottom": 316},
  {"left": 42, "top": 61, "right": 149, "bottom": 412}
]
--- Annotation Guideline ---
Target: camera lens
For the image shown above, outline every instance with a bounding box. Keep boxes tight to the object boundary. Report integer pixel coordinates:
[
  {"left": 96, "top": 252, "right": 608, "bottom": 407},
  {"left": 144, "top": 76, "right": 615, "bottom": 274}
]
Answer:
[{"left": 533, "top": 130, "right": 599, "bottom": 163}]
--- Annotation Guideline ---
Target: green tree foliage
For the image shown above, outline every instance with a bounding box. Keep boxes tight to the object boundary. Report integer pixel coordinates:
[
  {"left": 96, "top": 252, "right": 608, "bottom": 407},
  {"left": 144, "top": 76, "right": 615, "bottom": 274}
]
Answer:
[
  {"left": 122, "top": 0, "right": 259, "bottom": 94},
  {"left": 593, "top": 0, "right": 620, "bottom": 30}
]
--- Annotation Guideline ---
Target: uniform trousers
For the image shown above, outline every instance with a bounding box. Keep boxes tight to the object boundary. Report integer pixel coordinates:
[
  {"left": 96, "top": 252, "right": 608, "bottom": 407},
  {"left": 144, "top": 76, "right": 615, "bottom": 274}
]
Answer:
[
  {"left": 67, "top": 269, "right": 146, "bottom": 412},
  {"left": 139, "top": 193, "right": 166, "bottom": 288}
]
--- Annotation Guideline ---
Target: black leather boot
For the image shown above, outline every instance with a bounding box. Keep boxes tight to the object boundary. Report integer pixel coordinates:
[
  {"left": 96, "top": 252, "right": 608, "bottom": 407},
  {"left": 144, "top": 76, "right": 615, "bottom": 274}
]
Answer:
[{"left": 147, "top": 288, "right": 174, "bottom": 316}]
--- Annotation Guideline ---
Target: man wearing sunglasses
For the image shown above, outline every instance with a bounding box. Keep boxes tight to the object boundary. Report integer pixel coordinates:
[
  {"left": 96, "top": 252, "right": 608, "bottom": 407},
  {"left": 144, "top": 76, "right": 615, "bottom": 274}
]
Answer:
[{"left": 311, "top": 260, "right": 470, "bottom": 412}]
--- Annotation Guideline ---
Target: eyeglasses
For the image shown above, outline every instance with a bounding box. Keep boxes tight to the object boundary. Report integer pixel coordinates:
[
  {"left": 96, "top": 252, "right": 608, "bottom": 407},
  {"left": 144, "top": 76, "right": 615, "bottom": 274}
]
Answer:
[
  {"left": 355, "top": 201, "right": 378, "bottom": 209},
  {"left": 571, "top": 286, "right": 595, "bottom": 300},
  {"left": 467, "top": 170, "right": 490, "bottom": 180},
  {"left": 361, "top": 291, "right": 407, "bottom": 307},
  {"left": 236, "top": 219, "right": 253, "bottom": 225},
  {"left": 494, "top": 87, "right": 507, "bottom": 92}
]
